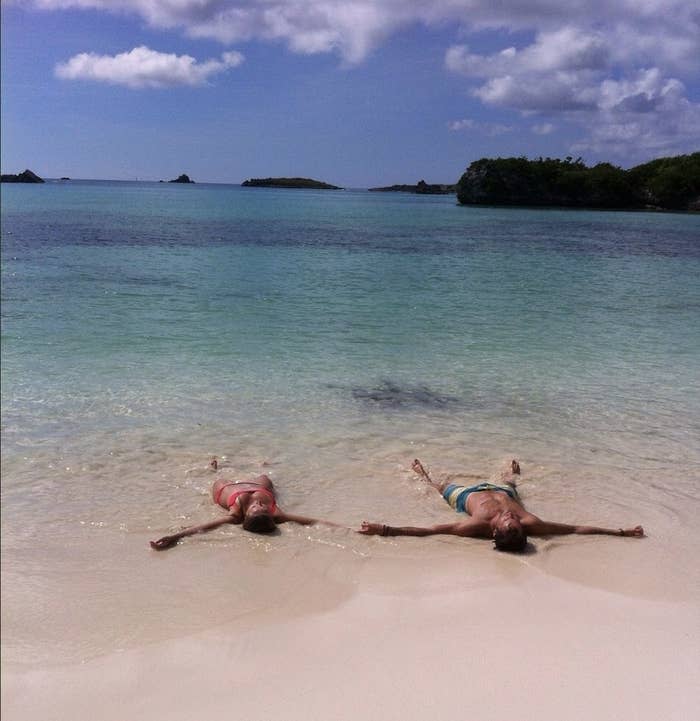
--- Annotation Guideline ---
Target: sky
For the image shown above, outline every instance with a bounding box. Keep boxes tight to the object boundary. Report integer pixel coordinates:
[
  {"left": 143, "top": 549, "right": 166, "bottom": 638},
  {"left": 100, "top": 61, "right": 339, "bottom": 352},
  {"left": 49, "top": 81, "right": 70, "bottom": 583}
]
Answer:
[{"left": 2, "top": 1, "right": 699, "bottom": 187}]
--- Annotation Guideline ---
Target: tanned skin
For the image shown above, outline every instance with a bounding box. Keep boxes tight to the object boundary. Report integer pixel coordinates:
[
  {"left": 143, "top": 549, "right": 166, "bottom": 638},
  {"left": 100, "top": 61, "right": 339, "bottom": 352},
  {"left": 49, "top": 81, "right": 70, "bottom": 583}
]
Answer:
[
  {"left": 359, "top": 459, "right": 644, "bottom": 543},
  {"left": 150, "top": 471, "right": 339, "bottom": 550}
]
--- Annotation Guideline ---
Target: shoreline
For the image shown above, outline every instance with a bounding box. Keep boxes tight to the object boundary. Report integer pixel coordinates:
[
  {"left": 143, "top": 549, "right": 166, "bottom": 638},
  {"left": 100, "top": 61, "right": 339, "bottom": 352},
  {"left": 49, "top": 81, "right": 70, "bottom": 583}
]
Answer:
[{"left": 3, "top": 546, "right": 698, "bottom": 721}]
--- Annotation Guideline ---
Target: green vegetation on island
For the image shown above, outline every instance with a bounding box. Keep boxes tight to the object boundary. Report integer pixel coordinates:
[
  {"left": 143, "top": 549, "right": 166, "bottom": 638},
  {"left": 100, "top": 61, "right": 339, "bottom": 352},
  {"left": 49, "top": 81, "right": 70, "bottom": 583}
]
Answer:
[
  {"left": 1, "top": 169, "right": 44, "bottom": 183},
  {"left": 242, "top": 177, "right": 342, "bottom": 190},
  {"left": 456, "top": 153, "right": 700, "bottom": 211},
  {"left": 369, "top": 179, "right": 456, "bottom": 194}
]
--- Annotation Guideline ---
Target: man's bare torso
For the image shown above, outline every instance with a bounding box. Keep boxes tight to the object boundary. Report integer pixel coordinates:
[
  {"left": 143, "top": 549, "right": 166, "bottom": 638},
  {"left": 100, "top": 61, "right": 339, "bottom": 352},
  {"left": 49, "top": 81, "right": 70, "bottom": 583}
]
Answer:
[
  {"left": 466, "top": 489, "right": 523, "bottom": 520},
  {"left": 463, "top": 490, "right": 541, "bottom": 537}
]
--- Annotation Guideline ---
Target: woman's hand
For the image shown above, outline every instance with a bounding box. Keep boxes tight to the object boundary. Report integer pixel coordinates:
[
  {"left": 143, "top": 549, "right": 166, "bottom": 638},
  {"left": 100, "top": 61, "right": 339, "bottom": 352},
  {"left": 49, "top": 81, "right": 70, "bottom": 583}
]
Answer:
[{"left": 150, "top": 535, "right": 178, "bottom": 550}]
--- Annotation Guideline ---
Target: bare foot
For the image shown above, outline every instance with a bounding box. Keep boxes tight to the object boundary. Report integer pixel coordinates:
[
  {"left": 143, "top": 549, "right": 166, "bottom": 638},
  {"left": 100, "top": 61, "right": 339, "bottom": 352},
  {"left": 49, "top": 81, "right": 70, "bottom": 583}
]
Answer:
[
  {"left": 499, "top": 459, "right": 521, "bottom": 485},
  {"left": 412, "top": 458, "right": 432, "bottom": 483}
]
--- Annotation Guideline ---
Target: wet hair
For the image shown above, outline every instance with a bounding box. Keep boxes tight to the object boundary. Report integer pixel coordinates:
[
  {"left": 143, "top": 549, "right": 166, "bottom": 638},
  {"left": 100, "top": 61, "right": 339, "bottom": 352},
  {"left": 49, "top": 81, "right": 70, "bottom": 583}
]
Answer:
[
  {"left": 493, "top": 526, "right": 527, "bottom": 553},
  {"left": 242, "top": 511, "right": 276, "bottom": 534}
]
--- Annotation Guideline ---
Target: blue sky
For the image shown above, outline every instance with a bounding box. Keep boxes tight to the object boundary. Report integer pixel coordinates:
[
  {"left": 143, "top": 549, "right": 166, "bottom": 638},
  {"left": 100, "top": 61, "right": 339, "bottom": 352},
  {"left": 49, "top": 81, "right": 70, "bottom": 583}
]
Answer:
[{"left": 2, "top": 1, "right": 699, "bottom": 187}]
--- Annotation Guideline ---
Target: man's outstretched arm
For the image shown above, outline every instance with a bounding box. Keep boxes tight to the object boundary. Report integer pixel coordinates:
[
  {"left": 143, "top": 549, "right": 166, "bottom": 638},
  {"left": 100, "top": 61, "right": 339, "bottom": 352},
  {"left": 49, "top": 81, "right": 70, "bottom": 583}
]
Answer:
[
  {"left": 150, "top": 515, "right": 237, "bottom": 550},
  {"left": 358, "top": 520, "right": 487, "bottom": 538},
  {"left": 525, "top": 519, "right": 644, "bottom": 538}
]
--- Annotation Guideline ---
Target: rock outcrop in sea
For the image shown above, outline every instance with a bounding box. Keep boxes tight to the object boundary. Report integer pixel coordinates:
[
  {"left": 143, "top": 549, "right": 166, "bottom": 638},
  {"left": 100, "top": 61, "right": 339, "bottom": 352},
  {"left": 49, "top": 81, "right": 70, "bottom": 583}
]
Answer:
[
  {"left": 242, "top": 177, "right": 342, "bottom": 190},
  {"left": 1, "top": 169, "right": 45, "bottom": 183},
  {"left": 168, "top": 174, "right": 194, "bottom": 183},
  {"left": 369, "top": 179, "right": 455, "bottom": 194}
]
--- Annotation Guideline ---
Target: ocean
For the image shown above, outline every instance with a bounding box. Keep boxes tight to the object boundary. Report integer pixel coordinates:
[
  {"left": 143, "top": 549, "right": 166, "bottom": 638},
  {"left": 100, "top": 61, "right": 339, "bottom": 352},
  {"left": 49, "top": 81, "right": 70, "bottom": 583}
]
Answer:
[{"left": 2, "top": 180, "right": 699, "bottom": 665}]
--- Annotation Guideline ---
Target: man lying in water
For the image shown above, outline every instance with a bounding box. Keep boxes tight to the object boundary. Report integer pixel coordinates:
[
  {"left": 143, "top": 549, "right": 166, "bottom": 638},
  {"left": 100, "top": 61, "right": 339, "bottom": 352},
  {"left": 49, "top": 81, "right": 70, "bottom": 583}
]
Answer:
[
  {"left": 150, "top": 470, "right": 337, "bottom": 550},
  {"left": 359, "top": 459, "right": 644, "bottom": 552}
]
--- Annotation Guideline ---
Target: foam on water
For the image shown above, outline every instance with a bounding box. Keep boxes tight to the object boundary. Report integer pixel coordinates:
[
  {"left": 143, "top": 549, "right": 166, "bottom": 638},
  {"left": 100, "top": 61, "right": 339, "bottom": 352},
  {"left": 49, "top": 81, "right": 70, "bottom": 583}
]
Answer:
[{"left": 2, "top": 181, "right": 699, "bottom": 664}]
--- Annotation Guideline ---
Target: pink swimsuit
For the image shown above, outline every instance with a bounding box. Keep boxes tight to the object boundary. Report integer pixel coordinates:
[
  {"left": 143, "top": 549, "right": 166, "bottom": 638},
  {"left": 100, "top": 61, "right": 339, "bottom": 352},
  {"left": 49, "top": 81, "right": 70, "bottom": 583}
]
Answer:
[{"left": 215, "top": 482, "right": 278, "bottom": 513}]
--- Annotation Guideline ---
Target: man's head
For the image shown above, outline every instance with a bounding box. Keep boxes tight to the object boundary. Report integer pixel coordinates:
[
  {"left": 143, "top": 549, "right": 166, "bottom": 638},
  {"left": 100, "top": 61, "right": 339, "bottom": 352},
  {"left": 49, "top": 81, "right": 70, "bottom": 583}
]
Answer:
[
  {"left": 242, "top": 507, "right": 276, "bottom": 533},
  {"left": 492, "top": 512, "right": 527, "bottom": 553}
]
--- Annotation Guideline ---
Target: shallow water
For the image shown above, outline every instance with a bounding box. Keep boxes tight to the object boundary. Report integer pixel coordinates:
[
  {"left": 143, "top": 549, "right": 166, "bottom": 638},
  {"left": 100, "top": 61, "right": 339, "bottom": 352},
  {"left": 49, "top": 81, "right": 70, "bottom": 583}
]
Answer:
[{"left": 2, "top": 181, "right": 699, "bottom": 665}]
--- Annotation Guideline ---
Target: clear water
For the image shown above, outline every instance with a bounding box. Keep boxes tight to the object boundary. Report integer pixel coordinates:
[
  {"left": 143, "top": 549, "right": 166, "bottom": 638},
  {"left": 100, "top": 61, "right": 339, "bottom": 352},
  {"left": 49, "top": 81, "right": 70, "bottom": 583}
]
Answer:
[{"left": 2, "top": 180, "right": 700, "bottom": 664}]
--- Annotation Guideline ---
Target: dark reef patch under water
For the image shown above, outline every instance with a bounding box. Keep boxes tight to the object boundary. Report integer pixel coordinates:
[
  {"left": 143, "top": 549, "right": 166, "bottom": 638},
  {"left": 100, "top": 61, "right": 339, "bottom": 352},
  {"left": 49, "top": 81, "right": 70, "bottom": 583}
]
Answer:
[{"left": 347, "top": 380, "right": 461, "bottom": 410}]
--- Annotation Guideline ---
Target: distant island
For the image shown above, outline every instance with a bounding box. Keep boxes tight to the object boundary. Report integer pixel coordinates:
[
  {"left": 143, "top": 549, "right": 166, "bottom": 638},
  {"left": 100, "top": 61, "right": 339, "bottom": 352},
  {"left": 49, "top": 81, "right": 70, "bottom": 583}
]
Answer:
[
  {"left": 242, "top": 177, "right": 342, "bottom": 190},
  {"left": 1, "top": 169, "right": 44, "bottom": 183},
  {"left": 456, "top": 153, "right": 700, "bottom": 211},
  {"left": 168, "top": 174, "right": 194, "bottom": 183},
  {"left": 369, "top": 179, "right": 456, "bottom": 194}
]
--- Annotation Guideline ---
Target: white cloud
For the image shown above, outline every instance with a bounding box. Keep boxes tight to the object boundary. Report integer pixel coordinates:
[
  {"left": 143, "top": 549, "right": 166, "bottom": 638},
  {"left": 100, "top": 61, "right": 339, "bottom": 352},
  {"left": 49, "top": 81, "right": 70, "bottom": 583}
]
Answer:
[
  {"left": 446, "top": 27, "right": 610, "bottom": 77},
  {"left": 532, "top": 123, "right": 554, "bottom": 135},
  {"left": 472, "top": 72, "right": 600, "bottom": 112},
  {"left": 574, "top": 69, "right": 700, "bottom": 158},
  {"left": 446, "top": 28, "right": 618, "bottom": 112},
  {"left": 29, "top": 1, "right": 700, "bottom": 68},
  {"left": 28, "top": 1, "right": 700, "bottom": 158},
  {"left": 448, "top": 118, "right": 513, "bottom": 136},
  {"left": 55, "top": 46, "right": 244, "bottom": 87},
  {"left": 445, "top": 23, "right": 700, "bottom": 160},
  {"left": 447, "top": 118, "right": 475, "bottom": 131}
]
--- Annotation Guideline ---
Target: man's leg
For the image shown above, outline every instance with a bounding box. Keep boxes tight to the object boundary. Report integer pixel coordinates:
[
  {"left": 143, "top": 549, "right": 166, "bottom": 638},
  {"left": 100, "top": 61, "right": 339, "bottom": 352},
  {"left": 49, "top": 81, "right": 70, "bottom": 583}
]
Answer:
[
  {"left": 412, "top": 459, "right": 448, "bottom": 494},
  {"left": 497, "top": 459, "right": 521, "bottom": 487}
]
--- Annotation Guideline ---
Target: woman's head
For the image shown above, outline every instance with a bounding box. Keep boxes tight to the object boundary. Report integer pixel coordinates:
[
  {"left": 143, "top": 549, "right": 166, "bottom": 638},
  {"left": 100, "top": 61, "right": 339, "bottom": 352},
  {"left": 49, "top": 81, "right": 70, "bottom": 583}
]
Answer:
[{"left": 242, "top": 507, "right": 276, "bottom": 533}]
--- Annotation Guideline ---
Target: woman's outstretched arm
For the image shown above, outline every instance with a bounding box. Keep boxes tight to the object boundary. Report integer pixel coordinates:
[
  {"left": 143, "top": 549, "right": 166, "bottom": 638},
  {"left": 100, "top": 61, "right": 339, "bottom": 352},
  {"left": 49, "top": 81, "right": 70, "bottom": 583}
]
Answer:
[{"left": 150, "top": 515, "right": 237, "bottom": 550}]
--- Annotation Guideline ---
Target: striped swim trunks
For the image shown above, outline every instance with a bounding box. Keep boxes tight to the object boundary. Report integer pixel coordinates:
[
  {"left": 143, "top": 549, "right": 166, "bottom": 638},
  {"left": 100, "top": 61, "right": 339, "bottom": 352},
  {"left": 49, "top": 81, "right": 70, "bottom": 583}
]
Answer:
[{"left": 442, "top": 482, "right": 520, "bottom": 513}]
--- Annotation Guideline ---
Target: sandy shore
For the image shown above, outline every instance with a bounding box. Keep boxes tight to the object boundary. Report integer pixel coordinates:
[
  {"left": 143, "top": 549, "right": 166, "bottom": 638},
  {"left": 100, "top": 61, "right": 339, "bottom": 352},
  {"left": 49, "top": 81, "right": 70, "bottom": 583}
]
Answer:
[{"left": 3, "top": 530, "right": 699, "bottom": 721}]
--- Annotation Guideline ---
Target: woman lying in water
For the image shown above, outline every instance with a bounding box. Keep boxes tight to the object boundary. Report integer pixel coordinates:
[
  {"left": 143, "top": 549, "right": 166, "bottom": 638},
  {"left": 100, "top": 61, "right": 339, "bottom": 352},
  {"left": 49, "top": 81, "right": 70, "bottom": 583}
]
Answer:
[{"left": 150, "top": 468, "right": 338, "bottom": 550}]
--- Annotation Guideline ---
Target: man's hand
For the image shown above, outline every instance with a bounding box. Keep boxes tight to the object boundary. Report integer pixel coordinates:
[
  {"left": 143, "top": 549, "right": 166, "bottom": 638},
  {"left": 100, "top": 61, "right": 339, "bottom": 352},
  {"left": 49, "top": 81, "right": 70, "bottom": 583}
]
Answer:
[
  {"left": 359, "top": 521, "right": 386, "bottom": 535},
  {"left": 621, "top": 525, "right": 644, "bottom": 537},
  {"left": 150, "top": 536, "right": 178, "bottom": 550}
]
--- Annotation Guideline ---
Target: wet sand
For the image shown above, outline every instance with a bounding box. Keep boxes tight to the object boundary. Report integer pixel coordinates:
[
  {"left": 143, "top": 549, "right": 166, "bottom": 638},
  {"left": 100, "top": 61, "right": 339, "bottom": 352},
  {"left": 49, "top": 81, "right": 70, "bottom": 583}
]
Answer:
[
  {"left": 3, "top": 450, "right": 700, "bottom": 721},
  {"left": 3, "top": 551, "right": 698, "bottom": 721},
  {"left": 3, "top": 518, "right": 699, "bottom": 721}
]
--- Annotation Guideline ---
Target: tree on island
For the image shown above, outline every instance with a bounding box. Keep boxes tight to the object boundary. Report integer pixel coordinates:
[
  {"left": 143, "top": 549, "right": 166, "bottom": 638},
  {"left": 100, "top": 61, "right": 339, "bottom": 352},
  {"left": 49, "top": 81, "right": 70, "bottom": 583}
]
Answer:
[
  {"left": 627, "top": 154, "right": 700, "bottom": 210},
  {"left": 456, "top": 153, "right": 700, "bottom": 211}
]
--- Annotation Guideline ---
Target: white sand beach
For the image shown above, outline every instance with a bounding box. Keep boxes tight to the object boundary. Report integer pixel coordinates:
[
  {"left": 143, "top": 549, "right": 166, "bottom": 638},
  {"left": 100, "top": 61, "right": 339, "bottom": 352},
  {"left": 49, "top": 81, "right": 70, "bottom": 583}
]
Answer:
[
  {"left": 3, "top": 484, "right": 699, "bottom": 721},
  {"left": 4, "top": 180, "right": 700, "bottom": 720}
]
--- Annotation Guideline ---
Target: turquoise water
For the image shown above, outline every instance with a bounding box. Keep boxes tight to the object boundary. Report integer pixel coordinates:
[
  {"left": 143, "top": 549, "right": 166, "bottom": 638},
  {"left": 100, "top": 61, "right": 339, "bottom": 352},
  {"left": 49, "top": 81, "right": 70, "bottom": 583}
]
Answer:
[
  {"left": 3, "top": 182, "right": 699, "bottom": 465},
  {"left": 2, "top": 181, "right": 700, "bottom": 662}
]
